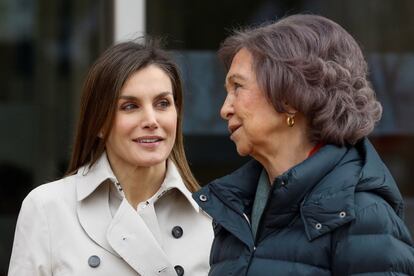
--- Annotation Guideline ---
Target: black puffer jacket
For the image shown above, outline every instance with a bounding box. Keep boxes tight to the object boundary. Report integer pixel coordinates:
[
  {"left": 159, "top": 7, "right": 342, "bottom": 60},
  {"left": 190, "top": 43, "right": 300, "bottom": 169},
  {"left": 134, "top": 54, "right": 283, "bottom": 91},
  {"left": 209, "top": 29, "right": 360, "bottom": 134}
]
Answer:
[{"left": 194, "top": 139, "right": 414, "bottom": 275}]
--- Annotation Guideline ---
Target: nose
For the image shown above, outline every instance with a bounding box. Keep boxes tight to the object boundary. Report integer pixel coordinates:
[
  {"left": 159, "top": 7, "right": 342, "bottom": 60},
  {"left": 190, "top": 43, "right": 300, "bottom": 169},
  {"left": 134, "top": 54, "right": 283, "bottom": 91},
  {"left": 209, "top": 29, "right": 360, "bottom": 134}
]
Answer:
[
  {"left": 141, "top": 106, "right": 158, "bottom": 130},
  {"left": 220, "top": 94, "right": 234, "bottom": 121}
]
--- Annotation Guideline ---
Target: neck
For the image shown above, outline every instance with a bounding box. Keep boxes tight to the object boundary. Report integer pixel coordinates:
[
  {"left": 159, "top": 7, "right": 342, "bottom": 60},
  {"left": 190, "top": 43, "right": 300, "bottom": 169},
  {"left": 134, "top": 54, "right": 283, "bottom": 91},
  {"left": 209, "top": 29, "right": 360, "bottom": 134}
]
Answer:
[
  {"left": 261, "top": 143, "right": 313, "bottom": 183},
  {"left": 253, "top": 127, "right": 314, "bottom": 184},
  {"left": 109, "top": 158, "right": 167, "bottom": 208}
]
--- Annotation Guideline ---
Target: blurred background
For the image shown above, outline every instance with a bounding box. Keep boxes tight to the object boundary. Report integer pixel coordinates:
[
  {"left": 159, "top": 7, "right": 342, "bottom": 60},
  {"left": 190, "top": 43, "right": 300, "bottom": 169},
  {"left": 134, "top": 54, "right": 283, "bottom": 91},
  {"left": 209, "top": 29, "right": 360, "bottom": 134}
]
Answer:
[{"left": 1, "top": 0, "right": 413, "bottom": 274}]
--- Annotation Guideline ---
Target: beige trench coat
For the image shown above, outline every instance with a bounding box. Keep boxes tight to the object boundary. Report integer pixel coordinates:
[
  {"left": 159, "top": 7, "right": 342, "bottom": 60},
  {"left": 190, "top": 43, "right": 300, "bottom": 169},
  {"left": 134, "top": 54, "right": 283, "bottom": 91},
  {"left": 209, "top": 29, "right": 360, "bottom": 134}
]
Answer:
[{"left": 8, "top": 154, "right": 213, "bottom": 276}]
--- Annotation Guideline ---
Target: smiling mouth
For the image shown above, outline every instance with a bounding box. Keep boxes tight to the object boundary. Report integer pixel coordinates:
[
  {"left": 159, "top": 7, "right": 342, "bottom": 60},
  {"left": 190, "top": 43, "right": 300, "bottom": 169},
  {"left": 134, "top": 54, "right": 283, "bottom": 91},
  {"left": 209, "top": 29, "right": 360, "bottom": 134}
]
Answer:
[
  {"left": 133, "top": 137, "right": 164, "bottom": 143},
  {"left": 228, "top": 125, "right": 241, "bottom": 134}
]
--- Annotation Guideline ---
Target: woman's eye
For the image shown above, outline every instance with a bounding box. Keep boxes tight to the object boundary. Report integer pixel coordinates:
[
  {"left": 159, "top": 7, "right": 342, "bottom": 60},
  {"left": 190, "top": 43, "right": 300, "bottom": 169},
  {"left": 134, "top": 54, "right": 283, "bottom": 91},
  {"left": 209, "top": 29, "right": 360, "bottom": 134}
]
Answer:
[
  {"left": 120, "top": 103, "right": 138, "bottom": 111},
  {"left": 156, "top": 99, "right": 171, "bottom": 109},
  {"left": 233, "top": 82, "right": 242, "bottom": 91}
]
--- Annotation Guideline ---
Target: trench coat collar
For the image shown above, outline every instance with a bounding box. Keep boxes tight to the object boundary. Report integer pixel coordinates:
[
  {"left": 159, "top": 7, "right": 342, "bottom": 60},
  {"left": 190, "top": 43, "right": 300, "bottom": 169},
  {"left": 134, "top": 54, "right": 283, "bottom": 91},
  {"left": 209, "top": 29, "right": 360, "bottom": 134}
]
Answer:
[
  {"left": 153, "top": 159, "right": 201, "bottom": 212},
  {"left": 76, "top": 152, "right": 118, "bottom": 201},
  {"left": 75, "top": 153, "right": 200, "bottom": 262},
  {"left": 76, "top": 153, "right": 200, "bottom": 213}
]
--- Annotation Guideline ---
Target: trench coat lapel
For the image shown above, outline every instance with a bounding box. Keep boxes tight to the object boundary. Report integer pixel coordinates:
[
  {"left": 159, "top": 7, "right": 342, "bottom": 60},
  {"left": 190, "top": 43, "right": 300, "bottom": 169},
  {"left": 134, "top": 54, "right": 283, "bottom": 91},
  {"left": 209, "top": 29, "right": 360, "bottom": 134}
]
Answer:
[
  {"left": 107, "top": 199, "right": 176, "bottom": 275},
  {"left": 77, "top": 180, "right": 119, "bottom": 255},
  {"left": 75, "top": 154, "right": 176, "bottom": 274},
  {"left": 76, "top": 154, "right": 120, "bottom": 256}
]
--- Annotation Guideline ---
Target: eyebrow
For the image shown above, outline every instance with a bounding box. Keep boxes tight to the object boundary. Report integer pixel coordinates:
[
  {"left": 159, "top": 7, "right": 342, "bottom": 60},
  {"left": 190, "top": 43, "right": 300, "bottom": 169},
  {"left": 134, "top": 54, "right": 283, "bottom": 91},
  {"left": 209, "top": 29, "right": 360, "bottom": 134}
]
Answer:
[
  {"left": 119, "top": 91, "right": 173, "bottom": 100},
  {"left": 224, "top": 74, "right": 247, "bottom": 89}
]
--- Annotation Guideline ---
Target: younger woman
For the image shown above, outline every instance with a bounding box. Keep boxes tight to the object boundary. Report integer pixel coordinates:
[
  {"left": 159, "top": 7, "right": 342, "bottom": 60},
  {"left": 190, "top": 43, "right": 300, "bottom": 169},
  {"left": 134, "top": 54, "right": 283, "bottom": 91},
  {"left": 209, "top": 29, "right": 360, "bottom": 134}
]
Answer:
[{"left": 9, "top": 40, "right": 213, "bottom": 276}]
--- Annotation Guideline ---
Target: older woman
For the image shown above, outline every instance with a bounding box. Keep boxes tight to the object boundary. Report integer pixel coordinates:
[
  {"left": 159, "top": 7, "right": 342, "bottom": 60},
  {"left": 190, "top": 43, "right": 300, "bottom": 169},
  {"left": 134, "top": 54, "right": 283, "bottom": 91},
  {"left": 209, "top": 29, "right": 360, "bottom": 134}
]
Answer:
[
  {"left": 194, "top": 14, "right": 414, "bottom": 275},
  {"left": 9, "top": 40, "right": 213, "bottom": 276}
]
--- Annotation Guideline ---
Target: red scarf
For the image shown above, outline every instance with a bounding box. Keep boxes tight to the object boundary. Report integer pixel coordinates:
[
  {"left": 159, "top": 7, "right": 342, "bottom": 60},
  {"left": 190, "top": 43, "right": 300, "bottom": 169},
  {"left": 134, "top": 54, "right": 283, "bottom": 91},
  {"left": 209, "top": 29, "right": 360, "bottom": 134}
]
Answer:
[{"left": 308, "top": 142, "right": 324, "bottom": 158}]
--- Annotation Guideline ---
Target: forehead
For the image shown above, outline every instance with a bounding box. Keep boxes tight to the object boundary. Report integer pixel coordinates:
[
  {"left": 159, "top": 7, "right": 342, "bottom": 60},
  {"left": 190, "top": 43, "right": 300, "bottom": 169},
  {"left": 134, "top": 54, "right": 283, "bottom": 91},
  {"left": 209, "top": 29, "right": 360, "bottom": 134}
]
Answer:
[
  {"left": 226, "top": 48, "right": 255, "bottom": 81},
  {"left": 121, "top": 65, "right": 173, "bottom": 95}
]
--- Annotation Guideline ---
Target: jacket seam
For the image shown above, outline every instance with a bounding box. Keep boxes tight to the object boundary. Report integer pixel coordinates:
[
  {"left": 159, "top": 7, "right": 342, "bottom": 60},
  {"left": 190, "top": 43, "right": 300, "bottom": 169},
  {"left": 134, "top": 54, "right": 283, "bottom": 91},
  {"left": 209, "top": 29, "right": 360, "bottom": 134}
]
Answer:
[
  {"left": 31, "top": 192, "right": 54, "bottom": 273},
  {"left": 346, "top": 269, "right": 410, "bottom": 275},
  {"left": 347, "top": 232, "right": 413, "bottom": 247},
  {"left": 349, "top": 272, "right": 410, "bottom": 275},
  {"left": 252, "top": 256, "right": 330, "bottom": 271},
  {"left": 352, "top": 198, "right": 413, "bottom": 244},
  {"left": 354, "top": 194, "right": 399, "bottom": 218}
]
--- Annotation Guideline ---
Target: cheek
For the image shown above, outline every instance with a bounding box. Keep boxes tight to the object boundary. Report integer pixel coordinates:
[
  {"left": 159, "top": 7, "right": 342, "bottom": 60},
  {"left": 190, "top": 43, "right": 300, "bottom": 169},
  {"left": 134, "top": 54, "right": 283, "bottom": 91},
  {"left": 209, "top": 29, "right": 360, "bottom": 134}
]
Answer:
[
  {"left": 113, "top": 116, "right": 137, "bottom": 134},
  {"left": 234, "top": 95, "right": 254, "bottom": 116},
  {"left": 240, "top": 112, "right": 272, "bottom": 141},
  {"left": 166, "top": 109, "right": 178, "bottom": 136},
  {"left": 168, "top": 117, "right": 178, "bottom": 138}
]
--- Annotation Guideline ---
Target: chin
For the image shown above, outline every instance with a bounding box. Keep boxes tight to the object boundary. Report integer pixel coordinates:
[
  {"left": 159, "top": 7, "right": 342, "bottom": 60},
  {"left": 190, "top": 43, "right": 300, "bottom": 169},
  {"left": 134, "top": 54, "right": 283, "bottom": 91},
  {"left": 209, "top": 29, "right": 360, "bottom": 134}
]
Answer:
[
  {"left": 133, "top": 156, "right": 168, "bottom": 168},
  {"left": 235, "top": 145, "right": 250, "bottom": 157}
]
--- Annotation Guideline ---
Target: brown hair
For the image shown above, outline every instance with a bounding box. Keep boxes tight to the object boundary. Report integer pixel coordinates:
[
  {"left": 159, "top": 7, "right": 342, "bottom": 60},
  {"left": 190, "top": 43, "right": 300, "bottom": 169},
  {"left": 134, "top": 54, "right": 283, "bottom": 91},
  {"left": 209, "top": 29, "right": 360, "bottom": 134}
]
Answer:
[
  {"left": 219, "top": 14, "right": 382, "bottom": 146},
  {"left": 66, "top": 39, "right": 199, "bottom": 192}
]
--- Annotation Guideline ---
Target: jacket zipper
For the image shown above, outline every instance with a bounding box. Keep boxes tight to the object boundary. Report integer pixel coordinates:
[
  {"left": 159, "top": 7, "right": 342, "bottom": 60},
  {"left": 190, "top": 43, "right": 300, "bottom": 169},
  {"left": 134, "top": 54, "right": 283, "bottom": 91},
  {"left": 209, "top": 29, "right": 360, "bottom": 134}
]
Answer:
[
  {"left": 245, "top": 178, "right": 281, "bottom": 274},
  {"left": 253, "top": 178, "right": 279, "bottom": 245},
  {"left": 243, "top": 213, "right": 256, "bottom": 250},
  {"left": 243, "top": 212, "right": 257, "bottom": 275}
]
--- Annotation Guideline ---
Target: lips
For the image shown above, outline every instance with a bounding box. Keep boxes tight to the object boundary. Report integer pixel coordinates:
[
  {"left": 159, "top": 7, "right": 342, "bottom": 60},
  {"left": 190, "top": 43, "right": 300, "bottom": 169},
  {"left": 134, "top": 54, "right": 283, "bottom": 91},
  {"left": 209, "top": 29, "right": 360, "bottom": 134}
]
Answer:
[
  {"left": 228, "top": 124, "right": 241, "bottom": 134},
  {"left": 133, "top": 136, "right": 164, "bottom": 143}
]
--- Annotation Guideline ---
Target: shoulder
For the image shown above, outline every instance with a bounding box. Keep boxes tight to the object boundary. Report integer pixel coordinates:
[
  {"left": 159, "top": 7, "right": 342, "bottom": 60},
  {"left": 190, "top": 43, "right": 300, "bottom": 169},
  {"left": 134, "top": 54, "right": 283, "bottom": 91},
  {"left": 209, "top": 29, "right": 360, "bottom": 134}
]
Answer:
[
  {"left": 332, "top": 190, "right": 414, "bottom": 275},
  {"left": 22, "top": 174, "right": 78, "bottom": 211},
  {"left": 354, "top": 190, "right": 394, "bottom": 210},
  {"left": 350, "top": 191, "right": 412, "bottom": 242}
]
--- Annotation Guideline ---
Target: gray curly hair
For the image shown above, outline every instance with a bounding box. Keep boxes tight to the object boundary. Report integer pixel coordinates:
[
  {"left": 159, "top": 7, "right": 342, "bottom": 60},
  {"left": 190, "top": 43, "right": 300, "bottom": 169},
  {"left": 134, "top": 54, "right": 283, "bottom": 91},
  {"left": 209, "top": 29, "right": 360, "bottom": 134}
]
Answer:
[{"left": 218, "top": 14, "right": 382, "bottom": 146}]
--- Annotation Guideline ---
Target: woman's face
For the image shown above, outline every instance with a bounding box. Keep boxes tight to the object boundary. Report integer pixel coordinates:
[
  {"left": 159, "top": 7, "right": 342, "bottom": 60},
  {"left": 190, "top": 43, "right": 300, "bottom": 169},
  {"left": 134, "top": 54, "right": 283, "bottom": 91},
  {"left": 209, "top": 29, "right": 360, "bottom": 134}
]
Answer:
[
  {"left": 221, "top": 48, "right": 294, "bottom": 159},
  {"left": 105, "top": 65, "right": 177, "bottom": 170}
]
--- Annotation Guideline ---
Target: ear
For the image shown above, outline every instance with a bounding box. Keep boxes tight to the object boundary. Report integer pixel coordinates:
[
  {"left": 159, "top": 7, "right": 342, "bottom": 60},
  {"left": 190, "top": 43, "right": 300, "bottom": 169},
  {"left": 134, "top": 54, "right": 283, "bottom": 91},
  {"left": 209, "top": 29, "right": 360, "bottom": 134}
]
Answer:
[{"left": 283, "top": 102, "right": 298, "bottom": 114}]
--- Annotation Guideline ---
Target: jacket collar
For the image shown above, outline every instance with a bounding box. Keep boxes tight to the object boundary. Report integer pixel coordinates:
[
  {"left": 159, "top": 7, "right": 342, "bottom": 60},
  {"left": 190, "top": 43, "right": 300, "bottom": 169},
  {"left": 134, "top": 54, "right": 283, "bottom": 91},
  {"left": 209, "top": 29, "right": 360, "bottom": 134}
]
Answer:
[
  {"left": 252, "top": 143, "right": 354, "bottom": 241},
  {"left": 205, "top": 143, "right": 349, "bottom": 215},
  {"left": 207, "top": 160, "right": 262, "bottom": 216},
  {"left": 199, "top": 138, "right": 402, "bottom": 243},
  {"left": 197, "top": 141, "right": 364, "bottom": 243},
  {"left": 75, "top": 153, "right": 200, "bottom": 213},
  {"left": 301, "top": 138, "right": 405, "bottom": 240},
  {"left": 297, "top": 144, "right": 358, "bottom": 240},
  {"left": 355, "top": 139, "right": 404, "bottom": 216}
]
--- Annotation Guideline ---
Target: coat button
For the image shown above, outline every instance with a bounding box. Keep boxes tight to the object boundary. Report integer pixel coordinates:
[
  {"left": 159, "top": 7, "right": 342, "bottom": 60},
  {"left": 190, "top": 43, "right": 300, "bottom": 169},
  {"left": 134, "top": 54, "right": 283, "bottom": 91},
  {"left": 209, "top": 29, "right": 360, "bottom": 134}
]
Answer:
[
  {"left": 339, "top": 211, "right": 346, "bottom": 218},
  {"left": 172, "top": 226, "right": 183, "bottom": 238},
  {"left": 315, "top": 223, "right": 322, "bottom": 230},
  {"left": 88, "top": 255, "right": 100, "bottom": 268},
  {"left": 199, "top": 194, "right": 207, "bottom": 202},
  {"left": 174, "top": 265, "right": 184, "bottom": 276}
]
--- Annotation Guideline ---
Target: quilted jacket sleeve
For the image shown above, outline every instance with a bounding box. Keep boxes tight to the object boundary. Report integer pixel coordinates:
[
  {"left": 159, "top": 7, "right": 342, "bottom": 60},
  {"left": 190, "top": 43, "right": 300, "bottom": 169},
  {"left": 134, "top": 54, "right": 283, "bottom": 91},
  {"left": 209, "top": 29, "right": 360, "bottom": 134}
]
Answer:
[
  {"left": 8, "top": 191, "right": 52, "bottom": 276},
  {"left": 332, "top": 193, "right": 414, "bottom": 276}
]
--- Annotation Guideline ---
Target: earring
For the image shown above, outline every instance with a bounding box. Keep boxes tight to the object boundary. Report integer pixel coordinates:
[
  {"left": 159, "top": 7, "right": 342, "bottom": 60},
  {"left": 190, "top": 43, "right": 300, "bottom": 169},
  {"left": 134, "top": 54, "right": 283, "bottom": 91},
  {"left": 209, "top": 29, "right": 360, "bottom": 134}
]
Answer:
[{"left": 286, "top": 114, "right": 295, "bottom": 127}]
